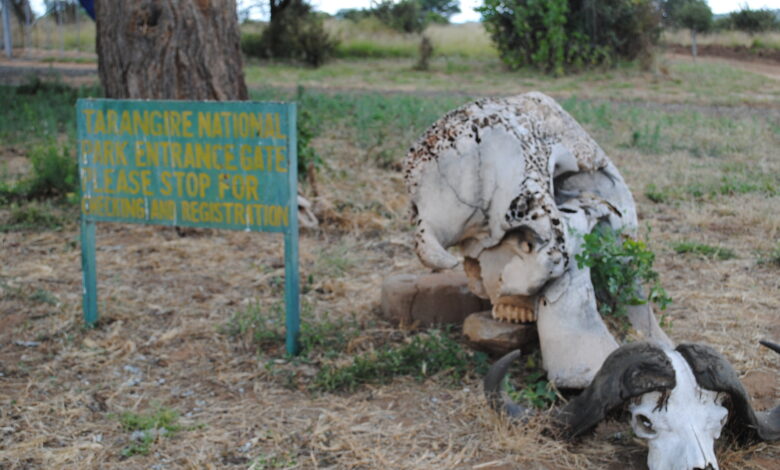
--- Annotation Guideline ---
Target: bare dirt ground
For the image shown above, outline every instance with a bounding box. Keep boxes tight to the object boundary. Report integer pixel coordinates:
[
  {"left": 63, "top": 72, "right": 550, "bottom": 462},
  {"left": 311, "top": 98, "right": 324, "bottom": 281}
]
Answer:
[{"left": 1, "top": 52, "right": 779, "bottom": 469}]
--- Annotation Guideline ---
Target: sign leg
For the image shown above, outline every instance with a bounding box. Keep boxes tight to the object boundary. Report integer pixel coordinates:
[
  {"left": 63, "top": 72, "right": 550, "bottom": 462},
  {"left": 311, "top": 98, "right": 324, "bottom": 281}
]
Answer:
[
  {"left": 81, "top": 218, "right": 98, "bottom": 326},
  {"left": 284, "top": 229, "right": 300, "bottom": 356}
]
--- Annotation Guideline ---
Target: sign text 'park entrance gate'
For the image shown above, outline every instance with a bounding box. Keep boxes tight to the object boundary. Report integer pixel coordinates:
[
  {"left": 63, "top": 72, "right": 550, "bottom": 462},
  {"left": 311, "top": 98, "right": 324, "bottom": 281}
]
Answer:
[{"left": 77, "top": 99, "right": 301, "bottom": 354}]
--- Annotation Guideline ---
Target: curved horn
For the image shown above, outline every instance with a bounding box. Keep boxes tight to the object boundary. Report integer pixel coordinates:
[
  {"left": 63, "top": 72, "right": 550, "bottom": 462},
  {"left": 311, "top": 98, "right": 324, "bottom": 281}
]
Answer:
[
  {"left": 483, "top": 350, "right": 532, "bottom": 419},
  {"left": 676, "top": 343, "right": 780, "bottom": 442},
  {"left": 760, "top": 339, "right": 780, "bottom": 355},
  {"left": 555, "top": 342, "right": 675, "bottom": 438}
]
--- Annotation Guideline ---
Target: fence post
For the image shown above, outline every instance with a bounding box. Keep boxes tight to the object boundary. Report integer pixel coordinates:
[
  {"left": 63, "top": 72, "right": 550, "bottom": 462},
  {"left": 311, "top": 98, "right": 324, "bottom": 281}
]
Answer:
[{"left": 2, "top": 0, "right": 12, "bottom": 58}]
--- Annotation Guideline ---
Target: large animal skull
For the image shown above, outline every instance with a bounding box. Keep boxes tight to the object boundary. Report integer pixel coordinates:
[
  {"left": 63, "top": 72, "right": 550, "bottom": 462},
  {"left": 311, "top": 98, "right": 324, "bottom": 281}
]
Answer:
[
  {"left": 404, "top": 92, "right": 667, "bottom": 387},
  {"left": 484, "top": 342, "right": 780, "bottom": 470}
]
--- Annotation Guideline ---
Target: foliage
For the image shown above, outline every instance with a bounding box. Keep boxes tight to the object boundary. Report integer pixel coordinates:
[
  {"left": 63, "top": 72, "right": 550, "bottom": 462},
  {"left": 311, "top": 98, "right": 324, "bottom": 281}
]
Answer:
[
  {"left": 295, "top": 87, "right": 324, "bottom": 178},
  {"left": 0, "top": 203, "right": 64, "bottom": 232},
  {"left": 372, "top": 0, "right": 428, "bottom": 34},
  {"left": 676, "top": 0, "right": 712, "bottom": 34},
  {"left": 757, "top": 243, "right": 780, "bottom": 267},
  {"left": 575, "top": 226, "right": 672, "bottom": 320},
  {"left": 419, "top": 0, "right": 461, "bottom": 20},
  {"left": 505, "top": 370, "right": 558, "bottom": 409},
  {"left": 729, "top": 7, "right": 779, "bottom": 34},
  {"left": 116, "top": 406, "right": 181, "bottom": 457},
  {"left": 1, "top": 79, "right": 100, "bottom": 146},
  {"left": 478, "top": 0, "right": 661, "bottom": 74},
  {"left": 222, "top": 300, "right": 360, "bottom": 358},
  {"left": 672, "top": 241, "right": 736, "bottom": 260},
  {"left": 242, "top": 0, "right": 338, "bottom": 67},
  {"left": 1, "top": 144, "right": 79, "bottom": 203},
  {"left": 340, "top": 0, "right": 459, "bottom": 32},
  {"left": 313, "top": 329, "right": 489, "bottom": 392}
]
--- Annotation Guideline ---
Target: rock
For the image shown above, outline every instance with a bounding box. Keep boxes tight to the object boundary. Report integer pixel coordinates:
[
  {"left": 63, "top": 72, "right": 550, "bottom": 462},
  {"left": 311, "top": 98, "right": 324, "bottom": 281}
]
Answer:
[
  {"left": 463, "top": 311, "right": 537, "bottom": 356},
  {"left": 380, "top": 272, "right": 489, "bottom": 327}
]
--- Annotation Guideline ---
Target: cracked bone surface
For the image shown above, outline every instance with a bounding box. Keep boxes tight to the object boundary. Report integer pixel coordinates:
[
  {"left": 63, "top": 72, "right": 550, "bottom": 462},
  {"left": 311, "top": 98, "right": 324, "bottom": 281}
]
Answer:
[{"left": 404, "top": 92, "right": 660, "bottom": 387}]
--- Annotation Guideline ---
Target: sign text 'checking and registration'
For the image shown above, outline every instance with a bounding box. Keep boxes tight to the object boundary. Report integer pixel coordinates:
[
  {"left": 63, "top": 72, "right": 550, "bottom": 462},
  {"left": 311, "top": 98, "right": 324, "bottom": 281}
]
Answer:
[{"left": 77, "top": 99, "right": 301, "bottom": 354}]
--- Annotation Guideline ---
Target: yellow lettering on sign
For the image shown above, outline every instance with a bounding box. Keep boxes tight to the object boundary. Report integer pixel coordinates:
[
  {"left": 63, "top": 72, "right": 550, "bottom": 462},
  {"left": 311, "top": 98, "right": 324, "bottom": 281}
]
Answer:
[
  {"left": 182, "top": 111, "right": 194, "bottom": 138},
  {"left": 82, "top": 109, "right": 96, "bottom": 134}
]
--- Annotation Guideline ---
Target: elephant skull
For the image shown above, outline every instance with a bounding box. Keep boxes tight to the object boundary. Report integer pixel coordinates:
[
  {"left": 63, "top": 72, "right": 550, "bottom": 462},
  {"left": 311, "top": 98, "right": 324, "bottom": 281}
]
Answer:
[{"left": 404, "top": 92, "right": 661, "bottom": 387}]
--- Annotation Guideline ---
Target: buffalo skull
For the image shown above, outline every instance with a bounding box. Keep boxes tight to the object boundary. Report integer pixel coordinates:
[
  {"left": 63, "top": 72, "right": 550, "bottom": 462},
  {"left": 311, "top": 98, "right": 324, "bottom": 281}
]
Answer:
[{"left": 484, "top": 341, "right": 780, "bottom": 470}]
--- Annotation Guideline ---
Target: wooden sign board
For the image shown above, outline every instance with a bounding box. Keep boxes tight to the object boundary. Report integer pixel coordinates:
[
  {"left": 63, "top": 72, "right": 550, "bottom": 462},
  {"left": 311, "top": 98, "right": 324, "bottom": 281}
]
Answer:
[{"left": 77, "top": 99, "right": 301, "bottom": 354}]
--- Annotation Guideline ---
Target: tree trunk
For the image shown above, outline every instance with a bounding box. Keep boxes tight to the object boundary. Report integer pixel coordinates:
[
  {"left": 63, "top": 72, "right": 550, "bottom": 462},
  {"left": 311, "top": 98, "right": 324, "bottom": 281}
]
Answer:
[
  {"left": 95, "top": 0, "right": 248, "bottom": 100},
  {"left": 690, "top": 30, "right": 697, "bottom": 58}
]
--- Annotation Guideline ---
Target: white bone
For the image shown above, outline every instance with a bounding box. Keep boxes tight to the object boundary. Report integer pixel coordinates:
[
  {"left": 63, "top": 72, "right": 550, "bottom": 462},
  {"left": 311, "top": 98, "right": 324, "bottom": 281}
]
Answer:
[{"left": 629, "top": 350, "right": 728, "bottom": 470}]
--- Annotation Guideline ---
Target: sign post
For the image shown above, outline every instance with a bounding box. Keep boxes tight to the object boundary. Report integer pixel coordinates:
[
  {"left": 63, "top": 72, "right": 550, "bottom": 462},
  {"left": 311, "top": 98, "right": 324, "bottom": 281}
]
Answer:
[{"left": 76, "top": 99, "right": 300, "bottom": 354}]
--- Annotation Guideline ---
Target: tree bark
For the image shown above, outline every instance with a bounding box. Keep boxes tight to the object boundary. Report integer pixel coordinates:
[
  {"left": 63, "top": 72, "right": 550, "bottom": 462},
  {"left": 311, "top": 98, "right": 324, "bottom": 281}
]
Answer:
[
  {"left": 95, "top": 0, "right": 248, "bottom": 100},
  {"left": 691, "top": 30, "right": 697, "bottom": 58}
]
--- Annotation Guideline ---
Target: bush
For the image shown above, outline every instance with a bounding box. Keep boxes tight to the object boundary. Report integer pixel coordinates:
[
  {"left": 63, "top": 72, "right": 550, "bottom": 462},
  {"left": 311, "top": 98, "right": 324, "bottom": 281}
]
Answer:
[
  {"left": 241, "top": 0, "right": 338, "bottom": 67},
  {"left": 1, "top": 144, "right": 79, "bottom": 202},
  {"left": 478, "top": 0, "right": 661, "bottom": 74},
  {"left": 575, "top": 226, "right": 671, "bottom": 321},
  {"left": 729, "top": 7, "right": 778, "bottom": 34}
]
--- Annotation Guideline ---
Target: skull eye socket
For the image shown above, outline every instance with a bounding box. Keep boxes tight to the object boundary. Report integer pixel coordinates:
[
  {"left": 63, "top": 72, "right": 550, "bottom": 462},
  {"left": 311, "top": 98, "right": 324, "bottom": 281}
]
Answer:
[{"left": 635, "top": 414, "right": 655, "bottom": 435}]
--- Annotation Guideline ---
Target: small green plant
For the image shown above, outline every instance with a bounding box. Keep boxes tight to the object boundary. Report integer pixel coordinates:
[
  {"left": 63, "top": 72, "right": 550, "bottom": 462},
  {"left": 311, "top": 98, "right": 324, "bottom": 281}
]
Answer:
[
  {"left": 575, "top": 226, "right": 672, "bottom": 322},
  {"left": 222, "top": 301, "right": 286, "bottom": 351},
  {"left": 672, "top": 241, "right": 736, "bottom": 260},
  {"left": 249, "top": 452, "right": 298, "bottom": 470},
  {"left": 222, "top": 301, "right": 359, "bottom": 358},
  {"left": 117, "top": 406, "right": 181, "bottom": 457},
  {"left": 505, "top": 370, "right": 557, "bottom": 409},
  {"left": 313, "top": 329, "right": 488, "bottom": 392}
]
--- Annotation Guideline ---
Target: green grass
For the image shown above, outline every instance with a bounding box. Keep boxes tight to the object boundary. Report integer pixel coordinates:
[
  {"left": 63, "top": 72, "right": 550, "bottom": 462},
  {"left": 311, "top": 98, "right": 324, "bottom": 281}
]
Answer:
[
  {"left": 116, "top": 406, "right": 181, "bottom": 457},
  {"left": 313, "top": 329, "right": 489, "bottom": 392},
  {"left": 0, "top": 203, "right": 64, "bottom": 232},
  {"left": 757, "top": 243, "right": 780, "bottom": 267},
  {"left": 0, "top": 80, "right": 101, "bottom": 146},
  {"left": 672, "top": 241, "right": 737, "bottom": 260},
  {"left": 222, "top": 300, "right": 360, "bottom": 358}
]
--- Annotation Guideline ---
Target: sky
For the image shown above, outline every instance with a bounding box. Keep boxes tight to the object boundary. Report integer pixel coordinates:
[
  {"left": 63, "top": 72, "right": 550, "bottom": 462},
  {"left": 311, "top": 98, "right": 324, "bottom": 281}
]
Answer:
[{"left": 27, "top": 0, "right": 780, "bottom": 23}]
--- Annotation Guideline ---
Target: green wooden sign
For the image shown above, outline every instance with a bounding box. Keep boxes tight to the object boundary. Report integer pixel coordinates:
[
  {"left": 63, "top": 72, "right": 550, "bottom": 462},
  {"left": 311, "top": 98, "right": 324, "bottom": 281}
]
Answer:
[{"left": 77, "top": 99, "right": 301, "bottom": 354}]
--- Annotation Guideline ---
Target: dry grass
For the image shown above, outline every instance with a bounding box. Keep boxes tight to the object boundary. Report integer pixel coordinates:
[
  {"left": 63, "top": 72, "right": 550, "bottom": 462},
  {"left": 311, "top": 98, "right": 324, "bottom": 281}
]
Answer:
[
  {"left": 663, "top": 28, "right": 780, "bottom": 49},
  {"left": 1, "top": 54, "right": 780, "bottom": 469}
]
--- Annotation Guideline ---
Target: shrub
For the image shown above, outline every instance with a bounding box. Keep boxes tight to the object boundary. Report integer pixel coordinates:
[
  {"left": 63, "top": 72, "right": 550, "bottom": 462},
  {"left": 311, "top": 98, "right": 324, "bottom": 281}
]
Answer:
[
  {"left": 2, "top": 144, "right": 79, "bottom": 202},
  {"left": 242, "top": 0, "right": 338, "bottom": 67},
  {"left": 575, "top": 226, "right": 671, "bottom": 321},
  {"left": 729, "top": 7, "right": 778, "bottom": 34},
  {"left": 478, "top": 0, "right": 661, "bottom": 74}
]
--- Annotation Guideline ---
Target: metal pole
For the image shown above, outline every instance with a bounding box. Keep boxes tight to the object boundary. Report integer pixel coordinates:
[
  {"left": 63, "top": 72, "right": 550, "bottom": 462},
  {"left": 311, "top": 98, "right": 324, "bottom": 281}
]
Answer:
[{"left": 2, "top": 0, "right": 12, "bottom": 58}]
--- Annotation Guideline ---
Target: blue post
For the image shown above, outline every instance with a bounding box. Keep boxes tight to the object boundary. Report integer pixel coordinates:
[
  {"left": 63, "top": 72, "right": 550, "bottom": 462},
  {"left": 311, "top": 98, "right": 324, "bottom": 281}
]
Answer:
[
  {"left": 81, "top": 217, "right": 98, "bottom": 326},
  {"left": 284, "top": 103, "right": 300, "bottom": 356}
]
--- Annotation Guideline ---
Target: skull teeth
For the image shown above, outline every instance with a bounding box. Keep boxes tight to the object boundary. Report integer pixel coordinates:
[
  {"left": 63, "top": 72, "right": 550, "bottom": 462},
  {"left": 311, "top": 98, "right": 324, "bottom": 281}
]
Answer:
[{"left": 491, "top": 304, "right": 536, "bottom": 323}]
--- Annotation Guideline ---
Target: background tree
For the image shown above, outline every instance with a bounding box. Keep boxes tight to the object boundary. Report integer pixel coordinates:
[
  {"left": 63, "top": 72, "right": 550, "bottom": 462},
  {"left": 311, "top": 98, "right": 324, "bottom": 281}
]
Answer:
[
  {"left": 419, "top": 0, "right": 460, "bottom": 22},
  {"left": 729, "top": 7, "right": 778, "bottom": 34},
  {"left": 95, "top": 0, "right": 247, "bottom": 100},
  {"left": 676, "top": 0, "right": 712, "bottom": 58},
  {"left": 240, "top": 0, "right": 337, "bottom": 67},
  {"left": 478, "top": 0, "right": 661, "bottom": 75}
]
